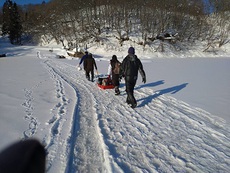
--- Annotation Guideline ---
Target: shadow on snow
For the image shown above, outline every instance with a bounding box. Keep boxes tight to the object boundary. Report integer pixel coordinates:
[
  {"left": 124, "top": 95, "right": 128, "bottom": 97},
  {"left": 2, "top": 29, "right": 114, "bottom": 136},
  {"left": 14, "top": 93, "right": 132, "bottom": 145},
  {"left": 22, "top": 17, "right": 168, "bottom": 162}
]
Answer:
[
  {"left": 137, "top": 82, "right": 188, "bottom": 107},
  {"left": 135, "top": 80, "right": 165, "bottom": 90}
]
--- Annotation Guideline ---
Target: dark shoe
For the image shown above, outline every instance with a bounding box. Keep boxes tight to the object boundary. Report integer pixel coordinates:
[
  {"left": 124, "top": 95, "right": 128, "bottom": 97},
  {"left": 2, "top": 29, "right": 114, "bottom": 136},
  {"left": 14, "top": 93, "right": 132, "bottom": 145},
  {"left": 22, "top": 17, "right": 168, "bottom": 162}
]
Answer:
[
  {"left": 131, "top": 103, "right": 137, "bottom": 108},
  {"left": 115, "top": 87, "right": 120, "bottom": 95},
  {"left": 115, "top": 91, "right": 120, "bottom": 95}
]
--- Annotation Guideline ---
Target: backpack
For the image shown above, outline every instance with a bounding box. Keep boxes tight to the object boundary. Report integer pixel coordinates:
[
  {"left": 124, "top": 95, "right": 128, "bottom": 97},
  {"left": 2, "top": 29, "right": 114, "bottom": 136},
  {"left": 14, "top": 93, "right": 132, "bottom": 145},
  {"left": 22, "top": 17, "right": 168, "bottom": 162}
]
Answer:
[{"left": 113, "top": 62, "right": 121, "bottom": 74}]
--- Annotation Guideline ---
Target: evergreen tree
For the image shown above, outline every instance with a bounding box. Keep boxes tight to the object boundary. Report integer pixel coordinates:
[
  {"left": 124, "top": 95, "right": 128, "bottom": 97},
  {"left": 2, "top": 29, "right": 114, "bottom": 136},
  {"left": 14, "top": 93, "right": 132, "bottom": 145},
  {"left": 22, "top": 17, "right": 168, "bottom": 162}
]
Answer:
[
  {"left": 2, "top": 0, "right": 11, "bottom": 36},
  {"left": 2, "top": 0, "right": 22, "bottom": 44},
  {"left": 0, "top": 8, "right": 3, "bottom": 28}
]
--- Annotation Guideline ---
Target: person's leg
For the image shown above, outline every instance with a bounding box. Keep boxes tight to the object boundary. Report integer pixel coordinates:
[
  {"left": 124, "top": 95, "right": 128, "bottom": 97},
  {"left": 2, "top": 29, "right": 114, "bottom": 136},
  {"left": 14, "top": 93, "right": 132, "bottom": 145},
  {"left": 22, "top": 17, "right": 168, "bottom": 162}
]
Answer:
[
  {"left": 85, "top": 71, "right": 90, "bottom": 80},
  {"left": 125, "top": 77, "right": 137, "bottom": 107},
  {"left": 115, "top": 86, "right": 120, "bottom": 95},
  {"left": 127, "top": 91, "right": 137, "bottom": 108},
  {"left": 114, "top": 74, "right": 120, "bottom": 95}
]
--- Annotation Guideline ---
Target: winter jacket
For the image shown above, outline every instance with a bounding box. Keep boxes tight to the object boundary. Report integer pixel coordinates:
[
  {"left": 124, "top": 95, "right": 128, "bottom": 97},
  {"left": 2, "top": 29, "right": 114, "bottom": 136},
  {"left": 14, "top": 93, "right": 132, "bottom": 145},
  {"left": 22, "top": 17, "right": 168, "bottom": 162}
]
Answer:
[
  {"left": 120, "top": 54, "right": 146, "bottom": 81},
  {"left": 110, "top": 59, "right": 121, "bottom": 86},
  {"left": 79, "top": 52, "right": 88, "bottom": 65},
  {"left": 111, "top": 59, "right": 121, "bottom": 75},
  {"left": 83, "top": 54, "right": 97, "bottom": 72}
]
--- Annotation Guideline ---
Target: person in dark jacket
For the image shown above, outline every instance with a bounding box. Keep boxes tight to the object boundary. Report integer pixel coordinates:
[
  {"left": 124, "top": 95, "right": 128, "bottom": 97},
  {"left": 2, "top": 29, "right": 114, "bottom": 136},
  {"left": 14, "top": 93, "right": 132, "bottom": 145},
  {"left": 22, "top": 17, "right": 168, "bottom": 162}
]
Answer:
[
  {"left": 78, "top": 51, "right": 88, "bottom": 67},
  {"left": 120, "top": 47, "right": 146, "bottom": 108},
  {"left": 108, "top": 55, "right": 121, "bottom": 95},
  {"left": 83, "top": 53, "right": 98, "bottom": 82}
]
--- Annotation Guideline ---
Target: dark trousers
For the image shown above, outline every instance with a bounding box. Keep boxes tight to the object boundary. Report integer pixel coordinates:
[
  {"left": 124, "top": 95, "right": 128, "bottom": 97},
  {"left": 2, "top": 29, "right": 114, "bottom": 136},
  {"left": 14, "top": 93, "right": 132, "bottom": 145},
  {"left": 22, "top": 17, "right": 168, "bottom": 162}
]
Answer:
[
  {"left": 125, "top": 76, "right": 137, "bottom": 105},
  {"left": 85, "top": 70, "right": 94, "bottom": 81},
  {"left": 112, "top": 74, "right": 120, "bottom": 94},
  {"left": 112, "top": 74, "right": 120, "bottom": 86}
]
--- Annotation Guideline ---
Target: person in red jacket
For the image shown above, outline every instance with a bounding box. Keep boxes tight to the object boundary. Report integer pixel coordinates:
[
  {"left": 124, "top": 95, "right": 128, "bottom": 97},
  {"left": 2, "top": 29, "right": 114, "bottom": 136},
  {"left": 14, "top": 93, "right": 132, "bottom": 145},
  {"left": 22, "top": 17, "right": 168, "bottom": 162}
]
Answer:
[
  {"left": 120, "top": 47, "right": 146, "bottom": 108},
  {"left": 83, "top": 53, "right": 98, "bottom": 82}
]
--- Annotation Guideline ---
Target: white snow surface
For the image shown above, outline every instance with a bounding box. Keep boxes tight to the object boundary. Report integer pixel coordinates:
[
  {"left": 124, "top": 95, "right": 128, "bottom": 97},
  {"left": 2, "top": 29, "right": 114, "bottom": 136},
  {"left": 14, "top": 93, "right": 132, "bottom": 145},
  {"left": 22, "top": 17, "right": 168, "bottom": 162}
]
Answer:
[{"left": 0, "top": 36, "right": 230, "bottom": 173}]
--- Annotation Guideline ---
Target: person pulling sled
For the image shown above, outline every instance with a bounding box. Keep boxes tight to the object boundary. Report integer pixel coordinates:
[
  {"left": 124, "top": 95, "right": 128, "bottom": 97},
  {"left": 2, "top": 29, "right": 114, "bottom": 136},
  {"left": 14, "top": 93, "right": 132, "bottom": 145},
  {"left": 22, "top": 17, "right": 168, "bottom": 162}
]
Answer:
[{"left": 108, "top": 55, "right": 121, "bottom": 95}]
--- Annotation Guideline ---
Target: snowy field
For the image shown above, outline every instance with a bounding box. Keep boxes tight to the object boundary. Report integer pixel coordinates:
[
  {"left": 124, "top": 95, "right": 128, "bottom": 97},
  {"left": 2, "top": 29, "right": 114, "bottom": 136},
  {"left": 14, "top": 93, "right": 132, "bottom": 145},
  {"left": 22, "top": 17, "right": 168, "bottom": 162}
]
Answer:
[{"left": 0, "top": 36, "right": 230, "bottom": 172}]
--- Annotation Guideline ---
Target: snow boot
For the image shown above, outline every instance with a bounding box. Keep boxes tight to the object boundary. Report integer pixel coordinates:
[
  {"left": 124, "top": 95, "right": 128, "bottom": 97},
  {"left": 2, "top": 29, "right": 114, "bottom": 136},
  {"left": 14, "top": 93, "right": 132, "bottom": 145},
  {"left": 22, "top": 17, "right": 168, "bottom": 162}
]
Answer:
[
  {"left": 115, "top": 86, "right": 120, "bottom": 95},
  {"left": 130, "top": 103, "right": 137, "bottom": 108},
  {"left": 127, "top": 92, "right": 137, "bottom": 108}
]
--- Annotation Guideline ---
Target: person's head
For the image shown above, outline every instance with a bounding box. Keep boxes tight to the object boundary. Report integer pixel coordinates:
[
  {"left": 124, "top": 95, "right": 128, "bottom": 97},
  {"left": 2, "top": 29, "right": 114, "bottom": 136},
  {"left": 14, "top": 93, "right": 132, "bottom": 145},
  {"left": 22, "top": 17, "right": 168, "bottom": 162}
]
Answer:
[
  {"left": 85, "top": 51, "right": 88, "bottom": 54},
  {"left": 112, "top": 55, "right": 117, "bottom": 61},
  {"left": 128, "top": 47, "right": 135, "bottom": 55},
  {"left": 88, "top": 53, "right": 92, "bottom": 58}
]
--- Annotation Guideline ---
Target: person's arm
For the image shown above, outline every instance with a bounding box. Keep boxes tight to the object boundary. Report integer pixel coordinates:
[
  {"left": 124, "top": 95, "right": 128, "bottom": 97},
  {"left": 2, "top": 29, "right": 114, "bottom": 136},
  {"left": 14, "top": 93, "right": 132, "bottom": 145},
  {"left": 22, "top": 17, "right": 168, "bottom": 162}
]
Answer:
[
  {"left": 119, "top": 57, "right": 127, "bottom": 78},
  {"left": 93, "top": 59, "right": 98, "bottom": 70},
  {"left": 138, "top": 59, "right": 146, "bottom": 83},
  {"left": 79, "top": 55, "right": 85, "bottom": 65}
]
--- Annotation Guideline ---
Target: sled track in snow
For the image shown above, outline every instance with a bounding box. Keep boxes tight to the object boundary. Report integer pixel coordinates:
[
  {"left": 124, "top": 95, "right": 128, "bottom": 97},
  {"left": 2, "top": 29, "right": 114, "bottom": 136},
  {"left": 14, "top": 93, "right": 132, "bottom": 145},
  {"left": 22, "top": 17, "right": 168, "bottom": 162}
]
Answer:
[
  {"left": 36, "top": 52, "right": 71, "bottom": 172},
  {"left": 39, "top": 52, "right": 230, "bottom": 173},
  {"left": 43, "top": 61, "right": 70, "bottom": 172},
  {"left": 43, "top": 58, "right": 115, "bottom": 172}
]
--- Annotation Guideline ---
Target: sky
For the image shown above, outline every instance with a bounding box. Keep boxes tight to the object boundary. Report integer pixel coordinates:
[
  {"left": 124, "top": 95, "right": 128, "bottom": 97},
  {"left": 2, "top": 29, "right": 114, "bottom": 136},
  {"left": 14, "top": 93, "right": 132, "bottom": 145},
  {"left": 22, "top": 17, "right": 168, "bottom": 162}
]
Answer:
[
  {"left": 0, "top": 0, "right": 50, "bottom": 6},
  {"left": 0, "top": 0, "right": 214, "bottom": 14}
]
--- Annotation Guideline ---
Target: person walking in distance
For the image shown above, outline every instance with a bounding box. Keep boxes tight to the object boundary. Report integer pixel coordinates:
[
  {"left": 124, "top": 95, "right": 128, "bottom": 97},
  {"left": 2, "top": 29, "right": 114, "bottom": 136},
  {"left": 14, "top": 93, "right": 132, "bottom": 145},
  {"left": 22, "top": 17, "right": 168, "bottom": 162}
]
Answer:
[
  {"left": 108, "top": 55, "right": 121, "bottom": 95},
  {"left": 83, "top": 53, "right": 98, "bottom": 82},
  {"left": 120, "top": 47, "right": 146, "bottom": 108}
]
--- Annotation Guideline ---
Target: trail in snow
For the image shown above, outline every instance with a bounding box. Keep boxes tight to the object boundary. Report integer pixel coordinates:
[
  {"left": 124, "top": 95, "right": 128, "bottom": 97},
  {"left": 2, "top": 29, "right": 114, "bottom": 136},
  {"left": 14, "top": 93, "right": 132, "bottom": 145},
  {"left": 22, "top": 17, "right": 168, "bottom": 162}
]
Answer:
[
  {"left": 43, "top": 57, "right": 116, "bottom": 173},
  {"left": 22, "top": 88, "right": 38, "bottom": 139},
  {"left": 38, "top": 51, "right": 230, "bottom": 173}
]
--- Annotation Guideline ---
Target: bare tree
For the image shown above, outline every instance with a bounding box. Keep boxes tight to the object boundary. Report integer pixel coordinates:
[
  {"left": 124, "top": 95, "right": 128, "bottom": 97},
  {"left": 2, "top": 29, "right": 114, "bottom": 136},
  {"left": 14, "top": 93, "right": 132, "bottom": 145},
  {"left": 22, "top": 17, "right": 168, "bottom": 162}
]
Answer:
[{"left": 14, "top": 0, "right": 229, "bottom": 52}]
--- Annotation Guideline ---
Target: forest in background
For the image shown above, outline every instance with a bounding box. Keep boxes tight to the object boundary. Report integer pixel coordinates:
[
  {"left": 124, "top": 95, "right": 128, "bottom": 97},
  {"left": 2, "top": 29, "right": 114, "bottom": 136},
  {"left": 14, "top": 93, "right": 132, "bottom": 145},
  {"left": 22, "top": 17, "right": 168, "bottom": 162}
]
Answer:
[{"left": 0, "top": 0, "right": 229, "bottom": 52}]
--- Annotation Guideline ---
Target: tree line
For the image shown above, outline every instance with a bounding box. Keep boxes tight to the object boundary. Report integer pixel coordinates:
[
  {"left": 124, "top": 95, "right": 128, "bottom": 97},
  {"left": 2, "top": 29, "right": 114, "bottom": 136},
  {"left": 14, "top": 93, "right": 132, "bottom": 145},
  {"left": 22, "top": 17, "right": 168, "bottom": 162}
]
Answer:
[{"left": 0, "top": 0, "right": 229, "bottom": 51}]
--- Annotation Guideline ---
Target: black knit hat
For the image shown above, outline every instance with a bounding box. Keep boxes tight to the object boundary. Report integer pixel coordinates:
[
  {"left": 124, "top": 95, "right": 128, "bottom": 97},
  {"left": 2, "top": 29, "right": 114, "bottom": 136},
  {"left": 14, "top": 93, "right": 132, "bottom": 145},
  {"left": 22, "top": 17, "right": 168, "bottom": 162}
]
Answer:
[
  {"left": 128, "top": 47, "right": 135, "bottom": 54},
  {"left": 112, "top": 55, "right": 117, "bottom": 61}
]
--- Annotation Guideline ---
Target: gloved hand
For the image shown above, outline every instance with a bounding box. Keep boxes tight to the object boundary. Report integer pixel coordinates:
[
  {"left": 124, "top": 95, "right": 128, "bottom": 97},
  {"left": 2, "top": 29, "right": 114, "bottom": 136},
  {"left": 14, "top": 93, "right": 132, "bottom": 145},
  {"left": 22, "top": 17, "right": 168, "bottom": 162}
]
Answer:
[
  {"left": 142, "top": 77, "right": 146, "bottom": 84},
  {"left": 77, "top": 65, "right": 82, "bottom": 71}
]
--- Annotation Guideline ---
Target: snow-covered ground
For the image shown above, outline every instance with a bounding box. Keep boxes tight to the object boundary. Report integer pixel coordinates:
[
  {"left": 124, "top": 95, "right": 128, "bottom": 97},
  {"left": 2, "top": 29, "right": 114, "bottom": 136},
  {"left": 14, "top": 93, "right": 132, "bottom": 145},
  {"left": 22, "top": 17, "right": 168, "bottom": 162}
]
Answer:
[{"left": 0, "top": 36, "right": 230, "bottom": 172}]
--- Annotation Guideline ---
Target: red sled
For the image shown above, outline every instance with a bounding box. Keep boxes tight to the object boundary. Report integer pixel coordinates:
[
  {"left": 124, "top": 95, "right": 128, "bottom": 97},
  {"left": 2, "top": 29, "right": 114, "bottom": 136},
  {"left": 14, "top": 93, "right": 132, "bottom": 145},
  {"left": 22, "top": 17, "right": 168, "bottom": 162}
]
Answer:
[
  {"left": 97, "top": 75, "right": 115, "bottom": 90},
  {"left": 98, "top": 84, "right": 115, "bottom": 89}
]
